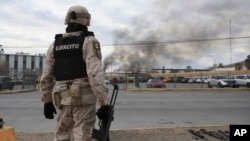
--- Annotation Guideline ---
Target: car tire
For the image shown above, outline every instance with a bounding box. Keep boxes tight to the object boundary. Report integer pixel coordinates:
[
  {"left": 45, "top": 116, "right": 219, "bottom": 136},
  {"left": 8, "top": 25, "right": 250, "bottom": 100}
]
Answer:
[
  {"left": 9, "top": 86, "right": 14, "bottom": 90},
  {"left": 247, "top": 83, "right": 250, "bottom": 88},
  {"left": 207, "top": 83, "right": 212, "bottom": 88},
  {"left": 218, "top": 83, "right": 223, "bottom": 88},
  {"left": 232, "top": 85, "right": 239, "bottom": 88}
]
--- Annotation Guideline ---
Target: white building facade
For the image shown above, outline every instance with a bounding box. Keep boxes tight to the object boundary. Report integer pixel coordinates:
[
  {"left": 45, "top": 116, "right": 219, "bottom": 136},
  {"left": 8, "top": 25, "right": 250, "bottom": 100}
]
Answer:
[{"left": 0, "top": 52, "right": 46, "bottom": 79}]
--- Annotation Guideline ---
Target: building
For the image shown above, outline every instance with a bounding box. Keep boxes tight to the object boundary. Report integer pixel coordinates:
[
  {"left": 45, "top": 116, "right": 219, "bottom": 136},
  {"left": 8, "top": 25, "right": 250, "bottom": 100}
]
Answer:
[{"left": 0, "top": 52, "right": 45, "bottom": 79}]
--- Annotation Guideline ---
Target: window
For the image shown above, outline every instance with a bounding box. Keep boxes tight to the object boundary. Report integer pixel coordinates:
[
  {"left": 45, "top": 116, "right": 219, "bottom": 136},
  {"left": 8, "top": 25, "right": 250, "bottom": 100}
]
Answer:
[
  {"left": 23, "top": 56, "right": 26, "bottom": 70},
  {"left": 31, "top": 56, "right": 35, "bottom": 70},
  {"left": 236, "top": 76, "right": 244, "bottom": 79},
  {"left": 5, "top": 55, "right": 9, "bottom": 63},
  {"left": 39, "top": 56, "right": 43, "bottom": 73},
  {"left": 14, "top": 55, "right": 18, "bottom": 70}
]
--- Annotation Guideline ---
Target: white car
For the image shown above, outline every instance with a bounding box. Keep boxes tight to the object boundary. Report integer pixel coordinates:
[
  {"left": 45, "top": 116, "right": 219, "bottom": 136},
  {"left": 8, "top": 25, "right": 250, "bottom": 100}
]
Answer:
[
  {"left": 207, "top": 75, "right": 239, "bottom": 88},
  {"left": 104, "top": 78, "right": 110, "bottom": 84},
  {"left": 234, "top": 75, "right": 250, "bottom": 88}
]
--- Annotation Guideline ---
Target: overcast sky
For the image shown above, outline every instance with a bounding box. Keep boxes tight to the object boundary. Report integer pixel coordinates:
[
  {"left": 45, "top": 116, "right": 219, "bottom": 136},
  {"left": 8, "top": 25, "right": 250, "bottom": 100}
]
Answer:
[{"left": 1, "top": 0, "right": 250, "bottom": 70}]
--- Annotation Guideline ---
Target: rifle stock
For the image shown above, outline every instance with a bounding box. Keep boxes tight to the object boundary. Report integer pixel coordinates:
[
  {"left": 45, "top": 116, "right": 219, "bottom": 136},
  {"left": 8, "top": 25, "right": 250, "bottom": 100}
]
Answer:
[{"left": 92, "top": 84, "right": 119, "bottom": 141}]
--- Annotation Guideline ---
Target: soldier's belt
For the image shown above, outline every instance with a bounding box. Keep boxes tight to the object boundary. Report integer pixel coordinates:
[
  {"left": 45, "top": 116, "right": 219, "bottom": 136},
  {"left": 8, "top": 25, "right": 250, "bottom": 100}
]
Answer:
[{"left": 60, "top": 87, "right": 92, "bottom": 98}]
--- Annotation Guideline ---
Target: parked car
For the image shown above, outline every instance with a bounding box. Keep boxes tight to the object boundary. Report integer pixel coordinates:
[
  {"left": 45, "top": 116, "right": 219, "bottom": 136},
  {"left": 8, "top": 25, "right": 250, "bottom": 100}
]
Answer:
[
  {"left": 0, "top": 76, "right": 15, "bottom": 91},
  {"left": 139, "top": 77, "right": 148, "bottom": 82},
  {"left": 157, "top": 77, "right": 170, "bottom": 83},
  {"left": 203, "top": 77, "right": 208, "bottom": 83},
  {"left": 104, "top": 78, "right": 110, "bottom": 84},
  {"left": 167, "top": 76, "right": 186, "bottom": 83},
  {"left": 110, "top": 78, "right": 118, "bottom": 84},
  {"left": 207, "top": 75, "right": 239, "bottom": 88},
  {"left": 181, "top": 77, "right": 189, "bottom": 83},
  {"left": 196, "top": 76, "right": 208, "bottom": 83},
  {"left": 234, "top": 75, "right": 250, "bottom": 88},
  {"left": 15, "top": 79, "right": 23, "bottom": 85},
  {"left": 195, "top": 77, "right": 202, "bottom": 83},
  {"left": 23, "top": 76, "right": 37, "bottom": 85},
  {"left": 146, "top": 78, "right": 166, "bottom": 88},
  {"left": 162, "top": 78, "right": 169, "bottom": 83},
  {"left": 188, "top": 76, "right": 198, "bottom": 83}
]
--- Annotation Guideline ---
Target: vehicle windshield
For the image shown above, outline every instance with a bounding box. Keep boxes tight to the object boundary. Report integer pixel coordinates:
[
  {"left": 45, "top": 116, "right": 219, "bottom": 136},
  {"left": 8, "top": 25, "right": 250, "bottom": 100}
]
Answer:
[
  {"left": 246, "top": 75, "right": 250, "bottom": 79},
  {"left": 217, "top": 75, "right": 228, "bottom": 79}
]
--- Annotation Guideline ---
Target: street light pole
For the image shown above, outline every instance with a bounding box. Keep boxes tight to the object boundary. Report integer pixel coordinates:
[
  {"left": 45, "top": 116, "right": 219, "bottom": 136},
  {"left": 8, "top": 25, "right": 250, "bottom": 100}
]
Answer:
[
  {"left": 229, "top": 19, "right": 232, "bottom": 65},
  {"left": 209, "top": 55, "right": 220, "bottom": 70},
  {"left": 110, "top": 57, "right": 113, "bottom": 76},
  {"left": 153, "top": 56, "right": 155, "bottom": 77},
  {"left": 0, "top": 45, "right": 2, "bottom": 66}
]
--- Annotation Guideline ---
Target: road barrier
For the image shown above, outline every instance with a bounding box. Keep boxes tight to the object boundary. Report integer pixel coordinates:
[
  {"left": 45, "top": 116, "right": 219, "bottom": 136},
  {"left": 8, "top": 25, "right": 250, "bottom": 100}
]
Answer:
[{"left": 0, "top": 113, "right": 17, "bottom": 141}]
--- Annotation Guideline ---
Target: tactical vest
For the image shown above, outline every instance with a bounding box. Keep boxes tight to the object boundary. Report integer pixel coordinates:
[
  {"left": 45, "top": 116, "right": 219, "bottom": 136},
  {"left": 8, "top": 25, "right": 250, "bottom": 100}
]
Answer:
[{"left": 53, "top": 32, "right": 94, "bottom": 81}]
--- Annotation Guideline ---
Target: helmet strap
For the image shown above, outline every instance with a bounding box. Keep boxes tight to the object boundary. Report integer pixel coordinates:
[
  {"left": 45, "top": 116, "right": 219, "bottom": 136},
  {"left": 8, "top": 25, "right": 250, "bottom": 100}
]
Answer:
[{"left": 66, "top": 23, "right": 88, "bottom": 33}]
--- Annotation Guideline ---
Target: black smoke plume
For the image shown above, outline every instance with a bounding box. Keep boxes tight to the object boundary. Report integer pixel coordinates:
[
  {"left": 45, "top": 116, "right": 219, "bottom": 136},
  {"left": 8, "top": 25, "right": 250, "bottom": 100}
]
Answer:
[{"left": 103, "top": 0, "right": 250, "bottom": 72}]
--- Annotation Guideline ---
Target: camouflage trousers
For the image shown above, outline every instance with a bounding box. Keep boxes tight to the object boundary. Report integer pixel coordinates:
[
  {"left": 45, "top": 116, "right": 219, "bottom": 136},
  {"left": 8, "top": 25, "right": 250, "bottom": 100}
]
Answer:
[{"left": 54, "top": 104, "right": 96, "bottom": 141}]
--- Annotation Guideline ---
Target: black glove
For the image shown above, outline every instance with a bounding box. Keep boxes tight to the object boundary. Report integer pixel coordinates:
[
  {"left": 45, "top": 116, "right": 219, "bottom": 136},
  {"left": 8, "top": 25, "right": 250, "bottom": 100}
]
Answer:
[
  {"left": 44, "top": 102, "right": 57, "bottom": 119},
  {"left": 96, "top": 105, "right": 111, "bottom": 121}
]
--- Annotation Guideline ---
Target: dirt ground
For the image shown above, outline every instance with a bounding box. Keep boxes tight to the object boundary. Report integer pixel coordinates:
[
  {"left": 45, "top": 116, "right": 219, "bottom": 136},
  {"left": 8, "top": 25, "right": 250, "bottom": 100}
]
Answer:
[{"left": 15, "top": 125, "right": 229, "bottom": 141}]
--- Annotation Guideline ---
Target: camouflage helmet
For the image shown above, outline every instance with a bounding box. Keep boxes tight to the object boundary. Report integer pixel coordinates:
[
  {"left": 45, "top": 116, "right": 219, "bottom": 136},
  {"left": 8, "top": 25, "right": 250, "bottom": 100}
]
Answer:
[{"left": 64, "top": 6, "right": 91, "bottom": 26}]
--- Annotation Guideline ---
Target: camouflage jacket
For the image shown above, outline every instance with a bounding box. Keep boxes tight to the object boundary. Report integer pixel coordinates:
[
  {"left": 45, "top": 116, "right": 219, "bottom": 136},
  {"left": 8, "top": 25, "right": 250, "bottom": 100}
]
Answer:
[{"left": 40, "top": 31, "right": 109, "bottom": 106}]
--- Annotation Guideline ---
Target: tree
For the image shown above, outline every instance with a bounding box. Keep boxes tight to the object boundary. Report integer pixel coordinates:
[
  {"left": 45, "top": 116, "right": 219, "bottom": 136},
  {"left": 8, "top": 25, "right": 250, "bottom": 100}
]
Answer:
[
  {"left": 217, "top": 63, "right": 224, "bottom": 68},
  {"left": 0, "top": 62, "right": 9, "bottom": 75},
  {"left": 162, "top": 66, "right": 166, "bottom": 73},
  {"left": 235, "top": 63, "right": 243, "bottom": 71},
  {"left": 186, "top": 66, "right": 192, "bottom": 69},
  {"left": 185, "top": 65, "right": 192, "bottom": 72},
  {"left": 245, "top": 54, "right": 250, "bottom": 70}
]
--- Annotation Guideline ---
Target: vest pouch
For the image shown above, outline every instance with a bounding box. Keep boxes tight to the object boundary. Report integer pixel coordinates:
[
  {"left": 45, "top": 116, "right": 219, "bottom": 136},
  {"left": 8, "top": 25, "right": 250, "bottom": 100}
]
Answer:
[
  {"left": 70, "top": 84, "right": 82, "bottom": 106},
  {"left": 53, "top": 92, "right": 63, "bottom": 109}
]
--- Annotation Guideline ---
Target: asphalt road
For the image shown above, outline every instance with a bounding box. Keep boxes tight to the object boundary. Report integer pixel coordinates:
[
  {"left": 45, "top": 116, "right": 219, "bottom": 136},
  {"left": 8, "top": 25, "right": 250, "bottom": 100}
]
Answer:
[{"left": 0, "top": 88, "right": 250, "bottom": 133}]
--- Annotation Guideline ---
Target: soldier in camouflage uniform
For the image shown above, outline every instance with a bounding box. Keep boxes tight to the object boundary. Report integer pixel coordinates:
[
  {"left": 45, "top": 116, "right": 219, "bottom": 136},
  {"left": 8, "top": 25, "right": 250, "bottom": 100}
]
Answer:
[{"left": 40, "top": 5, "right": 110, "bottom": 141}]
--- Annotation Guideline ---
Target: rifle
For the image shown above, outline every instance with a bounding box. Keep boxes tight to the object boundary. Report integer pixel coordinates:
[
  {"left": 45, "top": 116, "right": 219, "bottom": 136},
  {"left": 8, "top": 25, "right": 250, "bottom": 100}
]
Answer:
[{"left": 92, "top": 84, "right": 119, "bottom": 141}]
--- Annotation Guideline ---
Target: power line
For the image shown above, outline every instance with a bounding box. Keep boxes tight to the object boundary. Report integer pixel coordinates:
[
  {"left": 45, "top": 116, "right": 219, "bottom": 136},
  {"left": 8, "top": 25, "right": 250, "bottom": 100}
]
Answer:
[
  {"left": 102, "top": 36, "right": 250, "bottom": 46},
  {"left": 2, "top": 35, "right": 250, "bottom": 48}
]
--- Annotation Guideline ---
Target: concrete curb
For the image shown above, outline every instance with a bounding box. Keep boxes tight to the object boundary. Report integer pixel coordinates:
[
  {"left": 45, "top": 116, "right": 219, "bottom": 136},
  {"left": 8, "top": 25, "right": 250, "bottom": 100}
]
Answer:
[
  {"left": 125, "top": 88, "right": 250, "bottom": 92},
  {"left": 111, "top": 125, "right": 229, "bottom": 134},
  {"left": 15, "top": 125, "right": 230, "bottom": 141},
  {"left": 0, "top": 89, "right": 37, "bottom": 94},
  {"left": 1, "top": 88, "right": 249, "bottom": 95}
]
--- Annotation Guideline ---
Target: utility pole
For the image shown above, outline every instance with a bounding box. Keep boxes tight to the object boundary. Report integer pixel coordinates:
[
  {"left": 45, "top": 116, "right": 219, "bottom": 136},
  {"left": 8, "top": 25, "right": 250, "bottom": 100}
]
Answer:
[
  {"left": 110, "top": 57, "right": 113, "bottom": 76},
  {"left": 0, "top": 45, "right": 3, "bottom": 64},
  {"left": 0, "top": 45, "right": 3, "bottom": 54},
  {"left": 229, "top": 19, "right": 232, "bottom": 64},
  {"left": 209, "top": 55, "right": 220, "bottom": 70}
]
